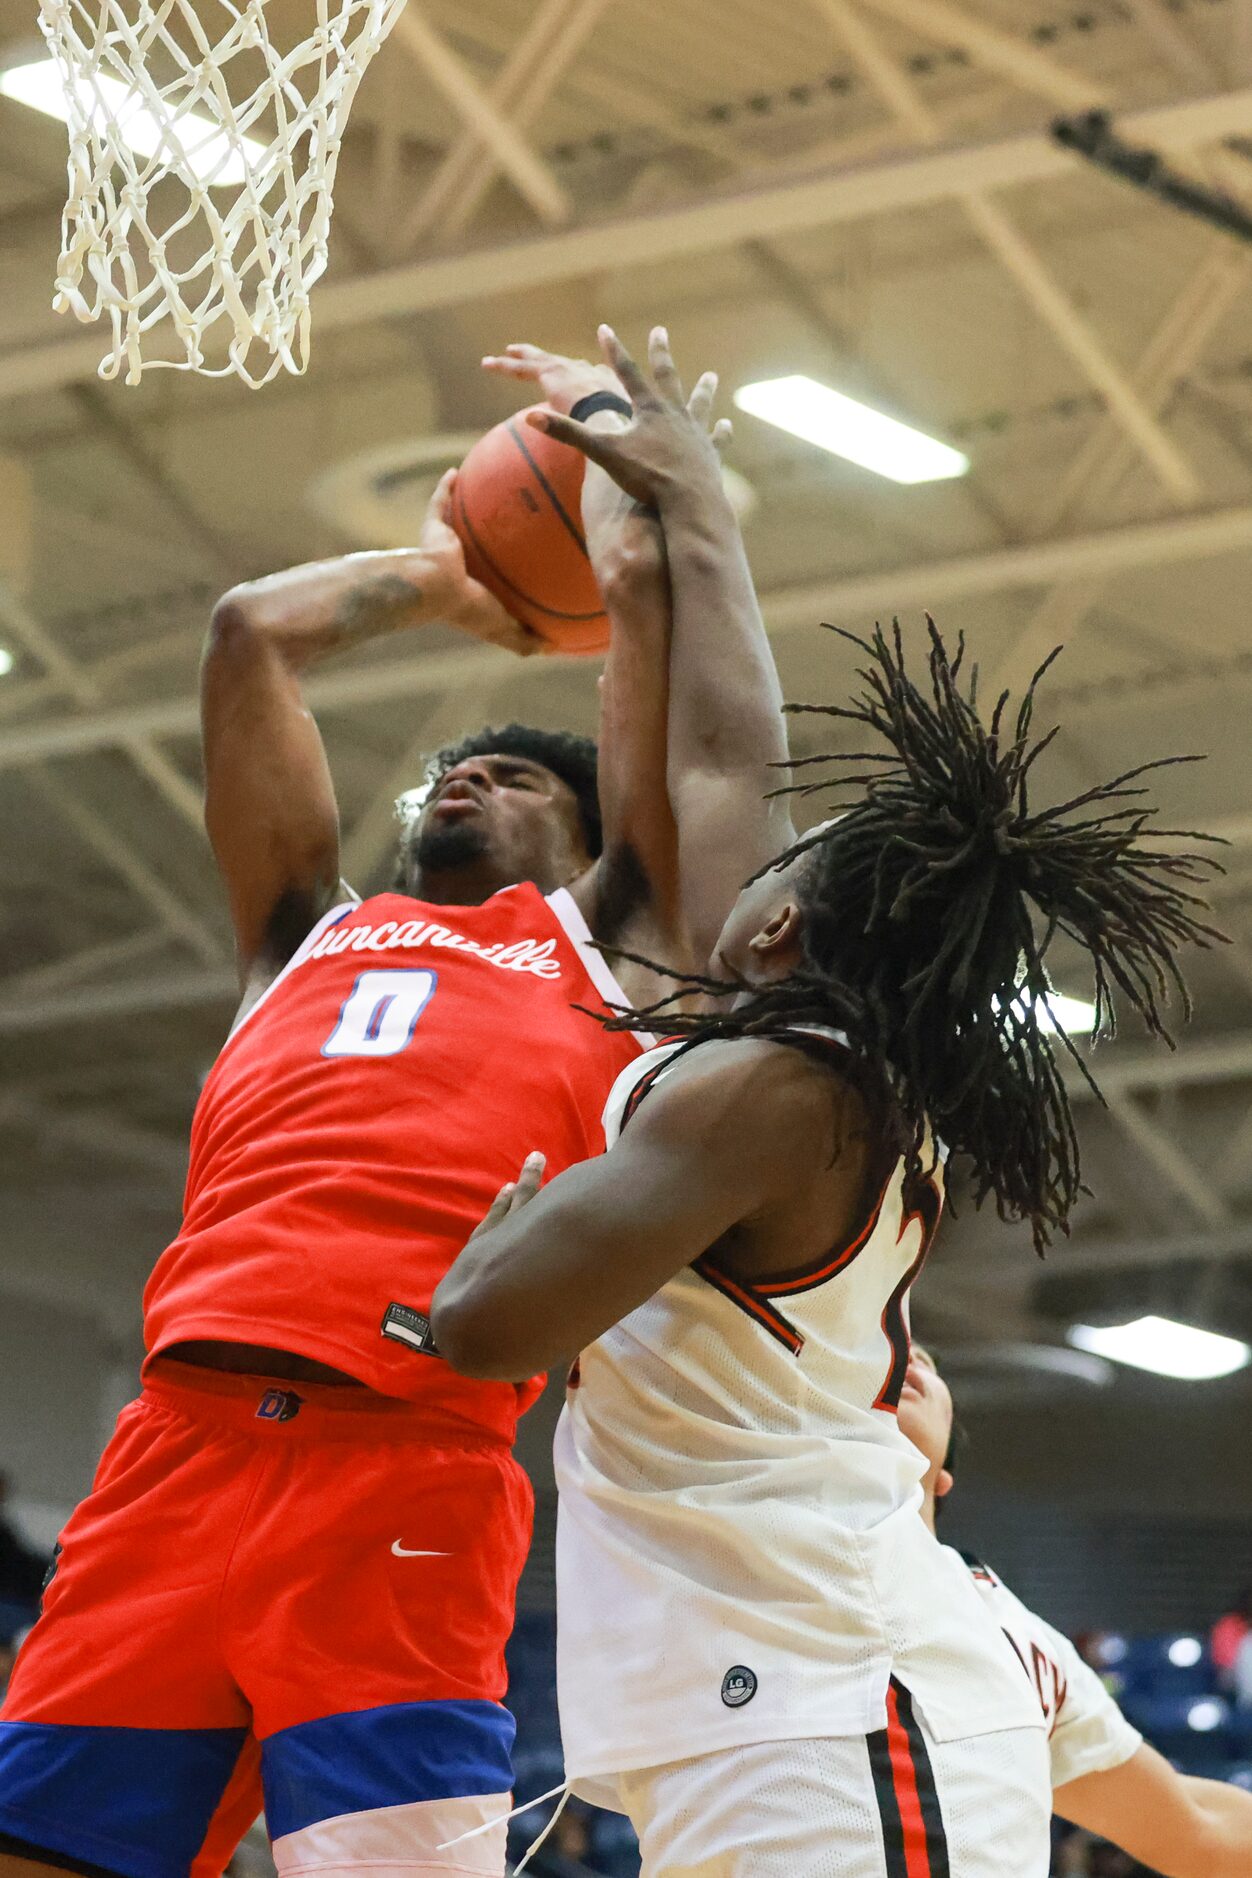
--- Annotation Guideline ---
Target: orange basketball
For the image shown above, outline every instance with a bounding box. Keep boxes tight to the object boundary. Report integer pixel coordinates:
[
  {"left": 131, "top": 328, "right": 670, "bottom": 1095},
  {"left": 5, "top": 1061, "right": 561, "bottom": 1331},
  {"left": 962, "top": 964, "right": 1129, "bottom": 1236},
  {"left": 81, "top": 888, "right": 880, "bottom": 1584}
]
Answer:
[{"left": 452, "top": 406, "right": 609, "bottom": 656}]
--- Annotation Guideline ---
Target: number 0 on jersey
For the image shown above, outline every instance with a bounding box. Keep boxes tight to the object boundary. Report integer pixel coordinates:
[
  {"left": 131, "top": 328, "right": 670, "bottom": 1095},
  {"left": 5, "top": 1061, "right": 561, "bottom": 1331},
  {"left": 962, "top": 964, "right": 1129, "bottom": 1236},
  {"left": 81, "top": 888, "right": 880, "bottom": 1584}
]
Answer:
[{"left": 323, "top": 969, "right": 438, "bottom": 1059}]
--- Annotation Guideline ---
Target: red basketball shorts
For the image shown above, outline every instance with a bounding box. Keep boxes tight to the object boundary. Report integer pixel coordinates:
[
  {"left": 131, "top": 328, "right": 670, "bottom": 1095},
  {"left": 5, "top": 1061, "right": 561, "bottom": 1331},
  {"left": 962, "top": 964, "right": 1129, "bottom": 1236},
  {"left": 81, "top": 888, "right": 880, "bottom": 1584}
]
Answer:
[{"left": 0, "top": 1361, "right": 533, "bottom": 1878}]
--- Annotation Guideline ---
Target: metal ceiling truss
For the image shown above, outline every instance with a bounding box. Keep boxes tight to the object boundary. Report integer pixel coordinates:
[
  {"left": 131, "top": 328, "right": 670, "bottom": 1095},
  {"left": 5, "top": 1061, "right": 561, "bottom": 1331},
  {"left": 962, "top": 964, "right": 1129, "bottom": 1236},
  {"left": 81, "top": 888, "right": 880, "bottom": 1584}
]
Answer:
[
  {"left": 5, "top": 500, "right": 1252, "bottom": 777},
  {"left": 6, "top": 81, "right": 1252, "bottom": 398},
  {"left": 0, "top": 6, "right": 1250, "bottom": 1299}
]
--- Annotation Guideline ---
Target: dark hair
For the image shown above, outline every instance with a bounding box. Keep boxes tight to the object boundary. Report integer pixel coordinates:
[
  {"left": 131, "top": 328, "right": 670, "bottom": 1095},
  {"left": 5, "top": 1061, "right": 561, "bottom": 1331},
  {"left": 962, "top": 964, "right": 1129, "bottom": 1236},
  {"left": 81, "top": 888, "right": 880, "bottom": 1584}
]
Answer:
[
  {"left": 421, "top": 722, "right": 602, "bottom": 857},
  {"left": 610, "top": 620, "right": 1224, "bottom": 1253}
]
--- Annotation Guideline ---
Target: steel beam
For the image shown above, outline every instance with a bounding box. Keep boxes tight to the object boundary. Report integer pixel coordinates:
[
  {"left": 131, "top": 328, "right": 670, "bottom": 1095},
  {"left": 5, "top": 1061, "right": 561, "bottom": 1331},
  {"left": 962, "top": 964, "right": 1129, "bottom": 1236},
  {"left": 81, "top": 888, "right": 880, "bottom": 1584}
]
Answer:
[
  {"left": 1103, "top": 1089, "right": 1232, "bottom": 1228},
  {"left": 991, "top": 242, "right": 1252, "bottom": 692},
  {"left": 7, "top": 85, "right": 1252, "bottom": 402},
  {"left": 854, "top": 0, "right": 1107, "bottom": 110},
  {"left": 404, "top": 0, "right": 605, "bottom": 252},
  {"left": 1121, "top": 0, "right": 1221, "bottom": 88},
  {"left": 26, "top": 768, "right": 222, "bottom": 964},
  {"left": 811, "top": 0, "right": 1198, "bottom": 496},
  {"left": 1068, "top": 1029, "right": 1252, "bottom": 1099},
  {"left": 0, "top": 581, "right": 205, "bottom": 834},
  {"left": 6, "top": 501, "right": 1252, "bottom": 772},
  {"left": 0, "top": 967, "right": 237, "bottom": 1032},
  {"left": 0, "top": 929, "right": 169, "bottom": 1002},
  {"left": 400, "top": 0, "right": 578, "bottom": 250},
  {"left": 438, "top": 0, "right": 609, "bottom": 244},
  {"left": 388, "top": 4, "right": 571, "bottom": 226},
  {"left": 970, "top": 1221, "right": 1252, "bottom": 1283}
]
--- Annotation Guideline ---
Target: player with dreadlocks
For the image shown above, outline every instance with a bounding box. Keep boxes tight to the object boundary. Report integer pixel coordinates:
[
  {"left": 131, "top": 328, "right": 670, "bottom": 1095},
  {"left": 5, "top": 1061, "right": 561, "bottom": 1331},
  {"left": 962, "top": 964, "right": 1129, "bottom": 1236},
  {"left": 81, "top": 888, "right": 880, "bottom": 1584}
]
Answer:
[
  {"left": 609, "top": 618, "right": 1218, "bottom": 1255},
  {"left": 434, "top": 328, "right": 1222, "bottom": 1878},
  {"left": 0, "top": 335, "right": 747, "bottom": 1878}
]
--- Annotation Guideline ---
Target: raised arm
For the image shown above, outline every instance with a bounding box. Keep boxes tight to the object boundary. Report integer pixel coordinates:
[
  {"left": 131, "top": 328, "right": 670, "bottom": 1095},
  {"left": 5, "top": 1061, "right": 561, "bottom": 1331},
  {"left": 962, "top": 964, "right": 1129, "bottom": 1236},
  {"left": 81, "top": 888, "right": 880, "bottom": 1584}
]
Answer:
[
  {"left": 431, "top": 1040, "right": 854, "bottom": 1380},
  {"left": 481, "top": 344, "right": 684, "bottom": 992},
  {"left": 1057, "top": 1744, "right": 1252, "bottom": 1878},
  {"left": 202, "top": 470, "right": 532, "bottom": 985},
  {"left": 532, "top": 326, "right": 795, "bottom": 973}
]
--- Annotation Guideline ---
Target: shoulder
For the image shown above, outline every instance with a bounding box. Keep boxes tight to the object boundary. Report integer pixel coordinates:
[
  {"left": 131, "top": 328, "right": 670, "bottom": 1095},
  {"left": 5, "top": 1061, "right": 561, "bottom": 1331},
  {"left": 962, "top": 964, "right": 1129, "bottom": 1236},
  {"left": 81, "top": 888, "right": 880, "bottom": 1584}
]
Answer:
[
  {"left": 949, "top": 1544, "right": 1039, "bottom": 1634},
  {"left": 953, "top": 1547, "right": 1004, "bottom": 1591},
  {"left": 954, "top": 1548, "right": 1089, "bottom": 1683},
  {"left": 953, "top": 1545, "right": 1035, "bottom": 1617},
  {"left": 627, "top": 1034, "right": 861, "bottom": 1158}
]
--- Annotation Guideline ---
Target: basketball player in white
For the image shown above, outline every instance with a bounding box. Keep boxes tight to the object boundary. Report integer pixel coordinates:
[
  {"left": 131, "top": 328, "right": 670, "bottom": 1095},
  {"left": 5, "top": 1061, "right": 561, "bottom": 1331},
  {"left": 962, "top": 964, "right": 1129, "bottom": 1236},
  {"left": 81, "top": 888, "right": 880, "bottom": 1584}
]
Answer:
[
  {"left": 434, "top": 328, "right": 1219, "bottom": 1878},
  {"left": 902, "top": 1346, "right": 1252, "bottom": 1877}
]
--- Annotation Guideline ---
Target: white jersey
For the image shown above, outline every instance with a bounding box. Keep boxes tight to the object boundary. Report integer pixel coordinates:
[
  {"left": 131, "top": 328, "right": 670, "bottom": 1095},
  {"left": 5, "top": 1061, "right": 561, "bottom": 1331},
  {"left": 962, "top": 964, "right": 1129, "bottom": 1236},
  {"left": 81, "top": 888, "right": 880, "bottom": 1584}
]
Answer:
[
  {"left": 956, "top": 1549, "right": 1143, "bottom": 1789},
  {"left": 555, "top": 1037, "right": 1046, "bottom": 1797}
]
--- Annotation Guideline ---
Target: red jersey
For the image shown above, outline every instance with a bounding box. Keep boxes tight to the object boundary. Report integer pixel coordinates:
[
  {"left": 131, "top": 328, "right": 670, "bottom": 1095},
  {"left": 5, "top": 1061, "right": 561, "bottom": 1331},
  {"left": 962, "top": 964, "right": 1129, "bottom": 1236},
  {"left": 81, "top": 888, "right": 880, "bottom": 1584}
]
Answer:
[{"left": 144, "top": 884, "right": 648, "bottom": 1437}]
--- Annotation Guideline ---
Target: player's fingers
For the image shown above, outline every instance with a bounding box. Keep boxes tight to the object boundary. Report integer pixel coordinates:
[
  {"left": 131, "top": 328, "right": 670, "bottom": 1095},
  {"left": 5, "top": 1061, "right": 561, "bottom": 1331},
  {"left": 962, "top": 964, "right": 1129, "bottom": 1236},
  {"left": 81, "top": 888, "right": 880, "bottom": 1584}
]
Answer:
[
  {"left": 711, "top": 417, "right": 734, "bottom": 456},
  {"left": 648, "top": 325, "right": 684, "bottom": 405},
  {"left": 477, "top": 1180, "right": 516, "bottom": 1233},
  {"left": 454, "top": 586, "right": 544, "bottom": 658},
  {"left": 430, "top": 466, "right": 457, "bottom": 523},
  {"left": 686, "top": 369, "right": 718, "bottom": 428},
  {"left": 475, "top": 615, "right": 545, "bottom": 659},
  {"left": 526, "top": 407, "right": 619, "bottom": 471},
  {"left": 489, "top": 617, "right": 546, "bottom": 658},
  {"left": 507, "top": 1151, "right": 547, "bottom": 1212},
  {"left": 597, "top": 324, "right": 651, "bottom": 404},
  {"left": 481, "top": 354, "right": 542, "bottom": 380}
]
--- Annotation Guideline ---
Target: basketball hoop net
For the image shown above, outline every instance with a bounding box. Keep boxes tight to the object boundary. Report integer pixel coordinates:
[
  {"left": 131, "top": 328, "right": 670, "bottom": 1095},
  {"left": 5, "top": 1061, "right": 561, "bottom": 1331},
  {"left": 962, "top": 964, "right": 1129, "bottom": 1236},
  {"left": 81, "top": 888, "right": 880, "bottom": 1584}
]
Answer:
[{"left": 37, "top": 0, "right": 406, "bottom": 386}]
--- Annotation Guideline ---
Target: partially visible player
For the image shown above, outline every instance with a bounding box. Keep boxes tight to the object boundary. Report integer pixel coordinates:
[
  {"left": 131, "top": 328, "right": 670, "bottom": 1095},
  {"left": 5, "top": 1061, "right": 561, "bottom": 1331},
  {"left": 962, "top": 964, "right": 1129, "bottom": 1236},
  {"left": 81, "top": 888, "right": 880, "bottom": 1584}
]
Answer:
[
  {"left": 0, "top": 348, "right": 736, "bottom": 1878},
  {"left": 901, "top": 1346, "right": 1252, "bottom": 1878},
  {"left": 433, "top": 329, "right": 1222, "bottom": 1878}
]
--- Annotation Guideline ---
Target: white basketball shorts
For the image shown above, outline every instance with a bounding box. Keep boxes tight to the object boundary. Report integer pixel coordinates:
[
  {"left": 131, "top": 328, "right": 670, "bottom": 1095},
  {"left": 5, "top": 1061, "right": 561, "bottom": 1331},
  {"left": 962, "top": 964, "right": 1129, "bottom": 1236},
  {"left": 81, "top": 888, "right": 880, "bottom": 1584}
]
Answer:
[{"left": 610, "top": 1680, "right": 1051, "bottom": 1878}]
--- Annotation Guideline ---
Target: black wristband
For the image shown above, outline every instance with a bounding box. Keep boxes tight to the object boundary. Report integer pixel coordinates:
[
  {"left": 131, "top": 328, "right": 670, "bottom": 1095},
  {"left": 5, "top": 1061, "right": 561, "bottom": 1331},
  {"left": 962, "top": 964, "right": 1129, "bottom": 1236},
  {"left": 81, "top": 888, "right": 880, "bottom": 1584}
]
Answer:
[{"left": 570, "top": 390, "right": 632, "bottom": 424}]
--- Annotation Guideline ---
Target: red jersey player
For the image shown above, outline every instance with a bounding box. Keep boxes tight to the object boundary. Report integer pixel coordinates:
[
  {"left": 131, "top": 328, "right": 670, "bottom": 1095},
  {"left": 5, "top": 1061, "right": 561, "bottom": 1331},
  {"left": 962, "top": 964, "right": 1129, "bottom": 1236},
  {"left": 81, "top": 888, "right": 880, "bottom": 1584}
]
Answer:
[{"left": 0, "top": 350, "right": 731, "bottom": 1878}]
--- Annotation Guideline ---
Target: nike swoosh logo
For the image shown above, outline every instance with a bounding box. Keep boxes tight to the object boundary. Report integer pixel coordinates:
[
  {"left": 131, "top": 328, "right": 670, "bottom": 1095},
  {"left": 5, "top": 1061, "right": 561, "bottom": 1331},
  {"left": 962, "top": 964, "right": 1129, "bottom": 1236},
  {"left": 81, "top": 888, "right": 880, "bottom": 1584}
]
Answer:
[{"left": 391, "top": 1541, "right": 453, "bottom": 1558}]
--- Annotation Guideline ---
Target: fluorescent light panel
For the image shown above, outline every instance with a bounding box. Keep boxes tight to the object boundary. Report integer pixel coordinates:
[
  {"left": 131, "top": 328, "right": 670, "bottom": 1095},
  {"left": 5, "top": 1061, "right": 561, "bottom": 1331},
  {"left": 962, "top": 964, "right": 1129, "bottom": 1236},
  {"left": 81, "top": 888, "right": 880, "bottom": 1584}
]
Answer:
[
  {"left": 1068, "top": 1315, "right": 1250, "bottom": 1382},
  {"left": 995, "top": 989, "right": 1099, "bottom": 1037},
  {"left": 0, "top": 57, "right": 264, "bottom": 187},
  {"left": 734, "top": 375, "right": 969, "bottom": 485},
  {"left": 0, "top": 646, "right": 13, "bottom": 679},
  {"left": 1035, "top": 991, "right": 1098, "bottom": 1037}
]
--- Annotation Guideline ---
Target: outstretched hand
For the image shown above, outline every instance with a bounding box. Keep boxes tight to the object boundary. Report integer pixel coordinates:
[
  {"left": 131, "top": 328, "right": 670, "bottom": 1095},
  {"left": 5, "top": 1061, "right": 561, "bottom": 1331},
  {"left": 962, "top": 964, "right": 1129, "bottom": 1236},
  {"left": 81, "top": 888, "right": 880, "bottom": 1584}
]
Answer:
[
  {"left": 481, "top": 342, "right": 623, "bottom": 414},
  {"left": 524, "top": 325, "right": 732, "bottom": 508}
]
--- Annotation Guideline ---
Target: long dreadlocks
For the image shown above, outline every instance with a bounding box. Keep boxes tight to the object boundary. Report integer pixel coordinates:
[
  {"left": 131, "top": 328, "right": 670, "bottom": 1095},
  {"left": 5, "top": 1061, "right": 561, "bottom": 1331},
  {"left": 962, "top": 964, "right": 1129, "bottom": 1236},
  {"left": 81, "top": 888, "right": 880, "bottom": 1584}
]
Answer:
[{"left": 609, "top": 619, "right": 1224, "bottom": 1254}]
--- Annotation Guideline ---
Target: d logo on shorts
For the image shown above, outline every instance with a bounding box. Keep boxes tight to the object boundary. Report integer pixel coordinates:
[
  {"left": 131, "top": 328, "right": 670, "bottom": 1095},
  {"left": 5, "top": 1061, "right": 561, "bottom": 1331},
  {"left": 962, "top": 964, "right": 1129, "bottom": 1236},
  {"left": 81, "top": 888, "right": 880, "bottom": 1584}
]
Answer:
[
  {"left": 256, "top": 1388, "right": 303, "bottom": 1422},
  {"left": 721, "top": 1665, "right": 758, "bottom": 1708}
]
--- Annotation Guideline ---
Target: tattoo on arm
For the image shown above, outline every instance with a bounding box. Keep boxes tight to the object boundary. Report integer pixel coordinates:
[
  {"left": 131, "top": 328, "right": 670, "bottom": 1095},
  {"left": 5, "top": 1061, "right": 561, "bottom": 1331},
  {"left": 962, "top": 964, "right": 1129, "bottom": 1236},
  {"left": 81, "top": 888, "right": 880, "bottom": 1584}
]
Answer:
[{"left": 329, "top": 574, "right": 424, "bottom": 652}]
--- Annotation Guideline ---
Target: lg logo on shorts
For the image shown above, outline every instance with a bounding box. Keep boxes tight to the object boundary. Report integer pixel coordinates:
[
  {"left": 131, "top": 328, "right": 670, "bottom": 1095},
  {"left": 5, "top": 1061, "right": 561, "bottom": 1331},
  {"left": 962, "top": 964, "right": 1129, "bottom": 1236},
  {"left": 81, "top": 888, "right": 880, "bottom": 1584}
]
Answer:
[{"left": 721, "top": 1665, "right": 758, "bottom": 1708}]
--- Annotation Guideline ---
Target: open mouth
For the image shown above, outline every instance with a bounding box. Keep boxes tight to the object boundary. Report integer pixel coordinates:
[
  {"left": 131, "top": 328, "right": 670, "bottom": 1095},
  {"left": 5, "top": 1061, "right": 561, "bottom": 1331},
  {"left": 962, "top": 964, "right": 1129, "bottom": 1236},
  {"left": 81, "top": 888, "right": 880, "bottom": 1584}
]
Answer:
[{"left": 431, "top": 786, "right": 483, "bottom": 816}]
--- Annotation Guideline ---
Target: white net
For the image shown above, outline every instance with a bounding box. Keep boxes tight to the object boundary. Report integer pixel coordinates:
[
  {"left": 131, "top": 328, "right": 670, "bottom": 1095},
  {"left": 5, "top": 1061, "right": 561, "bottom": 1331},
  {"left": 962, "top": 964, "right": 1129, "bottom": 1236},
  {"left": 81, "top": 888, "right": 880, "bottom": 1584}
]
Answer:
[{"left": 38, "top": 0, "right": 407, "bottom": 386}]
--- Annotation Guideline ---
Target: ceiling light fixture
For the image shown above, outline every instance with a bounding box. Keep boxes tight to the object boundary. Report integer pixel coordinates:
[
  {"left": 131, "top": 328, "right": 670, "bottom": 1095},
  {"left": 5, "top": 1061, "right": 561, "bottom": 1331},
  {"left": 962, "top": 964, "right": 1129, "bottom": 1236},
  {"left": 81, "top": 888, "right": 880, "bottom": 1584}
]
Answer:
[
  {"left": 994, "top": 989, "right": 1099, "bottom": 1037},
  {"left": 0, "top": 647, "right": 13, "bottom": 678},
  {"left": 1034, "top": 991, "right": 1098, "bottom": 1037},
  {"left": 0, "top": 56, "right": 264, "bottom": 188},
  {"left": 733, "top": 375, "right": 969, "bottom": 485},
  {"left": 1068, "top": 1316, "right": 1251, "bottom": 1382}
]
